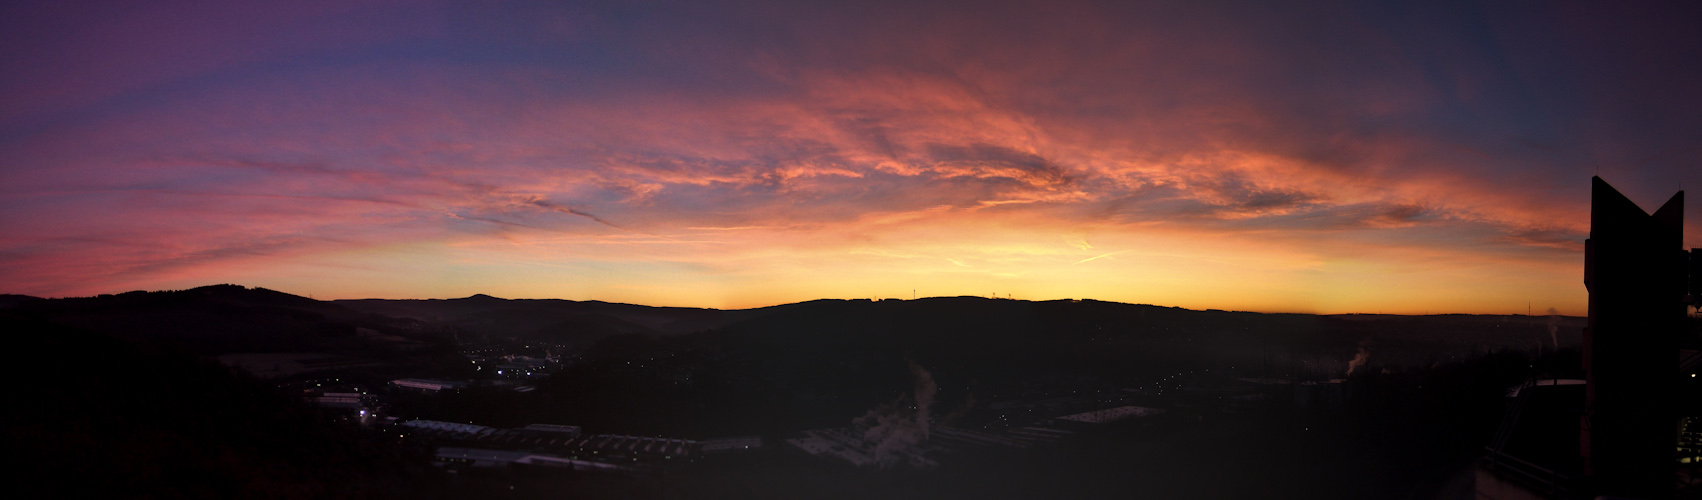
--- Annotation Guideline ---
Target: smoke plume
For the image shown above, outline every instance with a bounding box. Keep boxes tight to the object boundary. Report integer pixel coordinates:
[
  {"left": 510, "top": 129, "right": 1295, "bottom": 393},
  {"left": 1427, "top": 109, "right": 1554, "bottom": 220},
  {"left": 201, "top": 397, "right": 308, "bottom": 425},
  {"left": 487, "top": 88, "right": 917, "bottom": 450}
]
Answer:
[
  {"left": 853, "top": 361, "right": 938, "bottom": 467},
  {"left": 1546, "top": 307, "right": 1560, "bottom": 349},
  {"left": 1346, "top": 342, "right": 1371, "bottom": 376}
]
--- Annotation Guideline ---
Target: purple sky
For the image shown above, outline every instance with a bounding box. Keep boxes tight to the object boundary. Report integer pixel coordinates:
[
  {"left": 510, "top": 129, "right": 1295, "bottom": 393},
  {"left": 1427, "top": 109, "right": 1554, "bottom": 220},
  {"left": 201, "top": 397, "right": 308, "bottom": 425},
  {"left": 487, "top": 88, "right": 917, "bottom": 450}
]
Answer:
[{"left": 2, "top": 0, "right": 1698, "bottom": 313}]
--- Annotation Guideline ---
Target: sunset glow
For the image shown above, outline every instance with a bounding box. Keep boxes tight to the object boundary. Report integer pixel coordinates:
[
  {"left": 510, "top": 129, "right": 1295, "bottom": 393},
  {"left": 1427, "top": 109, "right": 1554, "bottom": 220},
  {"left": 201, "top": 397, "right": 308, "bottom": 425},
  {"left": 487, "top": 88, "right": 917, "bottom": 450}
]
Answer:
[{"left": 3, "top": 1, "right": 1699, "bottom": 314}]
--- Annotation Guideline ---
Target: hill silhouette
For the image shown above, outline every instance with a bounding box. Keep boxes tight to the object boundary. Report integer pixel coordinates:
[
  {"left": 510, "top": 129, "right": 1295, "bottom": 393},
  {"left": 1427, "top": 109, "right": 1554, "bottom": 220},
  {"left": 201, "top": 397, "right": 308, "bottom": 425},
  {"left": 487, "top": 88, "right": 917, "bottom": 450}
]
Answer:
[
  {"left": 0, "top": 294, "right": 41, "bottom": 308},
  {"left": 333, "top": 294, "right": 799, "bottom": 342},
  {"left": 1, "top": 287, "right": 1579, "bottom": 367},
  {"left": 1, "top": 285, "right": 460, "bottom": 355}
]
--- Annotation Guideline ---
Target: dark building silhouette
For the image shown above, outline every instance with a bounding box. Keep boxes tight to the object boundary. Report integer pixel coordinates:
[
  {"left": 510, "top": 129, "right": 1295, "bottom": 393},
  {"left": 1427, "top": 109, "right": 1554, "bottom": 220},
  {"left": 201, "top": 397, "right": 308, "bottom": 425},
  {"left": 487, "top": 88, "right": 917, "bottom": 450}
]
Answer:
[
  {"left": 1478, "top": 177, "right": 1691, "bottom": 499},
  {"left": 1582, "top": 176, "right": 1683, "bottom": 498},
  {"left": 1690, "top": 247, "right": 1701, "bottom": 308}
]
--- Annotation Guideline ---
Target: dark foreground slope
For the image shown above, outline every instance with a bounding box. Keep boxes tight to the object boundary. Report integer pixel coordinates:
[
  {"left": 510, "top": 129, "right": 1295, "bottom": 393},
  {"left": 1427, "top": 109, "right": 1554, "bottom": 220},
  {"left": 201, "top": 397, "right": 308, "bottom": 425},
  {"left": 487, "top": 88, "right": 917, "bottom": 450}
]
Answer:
[
  {"left": 0, "top": 287, "right": 1591, "bottom": 499},
  {"left": 385, "top": 297, "right": 1565, "bottom": 499},
  {"left": 406, "top": 297, "right": 1573, "bottom": 435},
  {"left": 0, "top": 313, "right": 439, "bottom": 499}
]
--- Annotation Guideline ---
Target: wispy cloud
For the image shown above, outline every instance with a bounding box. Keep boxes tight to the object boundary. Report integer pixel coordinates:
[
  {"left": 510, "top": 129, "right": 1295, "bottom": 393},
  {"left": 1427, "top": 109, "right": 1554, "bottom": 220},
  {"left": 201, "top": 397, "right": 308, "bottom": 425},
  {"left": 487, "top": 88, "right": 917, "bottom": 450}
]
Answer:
[{"left": 1074, "top": 250, "right": 1131, "bottom": 265}]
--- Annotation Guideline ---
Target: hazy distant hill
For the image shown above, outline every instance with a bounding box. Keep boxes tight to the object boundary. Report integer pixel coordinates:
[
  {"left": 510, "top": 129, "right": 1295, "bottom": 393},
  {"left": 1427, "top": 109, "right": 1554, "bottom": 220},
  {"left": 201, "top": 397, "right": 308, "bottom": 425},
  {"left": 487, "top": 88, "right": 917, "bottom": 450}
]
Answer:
[
  {"left": 333, "top": 295, "right": 799, "bottom": 347},
  {"left": 2, "top": 286, "right": 1580, "bottom": 362},
  {"left": 686, "top": 297, "right": 1581, "bottom": 377},
  {"left": 0, "top": 294, "right": 41, "bottom": 308},
  {"left": 1, "top": 285, "right": 1582, "bottom": 386}
]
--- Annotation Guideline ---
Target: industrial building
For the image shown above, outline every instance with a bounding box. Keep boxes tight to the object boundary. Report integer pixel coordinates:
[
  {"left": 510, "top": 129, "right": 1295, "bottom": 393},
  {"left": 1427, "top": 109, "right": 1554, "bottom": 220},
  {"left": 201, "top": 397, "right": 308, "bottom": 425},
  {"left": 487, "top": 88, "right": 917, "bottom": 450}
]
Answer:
[
  {"left": 308, "top": 392, "right": 365, "bottom": 411},
  {"left": 561, "top": 435, "right": 698, "bottom": 460},
  {"left": 1055, "top": 405, "right": 1164, "bottom": 424},
  {"left": 787, "top": 414, "right": 1091, "bottom": 469},
  {"left": 396, "top": 418, "right": 727, "bottom": 476},
  {"left": 402, "top": 419, "right": 494, "bottom": 436},
  {"left": 699, "top": 436, "right": 762, "bottom": 453},
  {"left": 390, "top": 378, "right": 468, "bottom": 391},
  {"left": 520, "top": 423, "right": 581, "bottom": 437},
  {"left": 434, "top": 447, "right": 635, "bottom": 473}
]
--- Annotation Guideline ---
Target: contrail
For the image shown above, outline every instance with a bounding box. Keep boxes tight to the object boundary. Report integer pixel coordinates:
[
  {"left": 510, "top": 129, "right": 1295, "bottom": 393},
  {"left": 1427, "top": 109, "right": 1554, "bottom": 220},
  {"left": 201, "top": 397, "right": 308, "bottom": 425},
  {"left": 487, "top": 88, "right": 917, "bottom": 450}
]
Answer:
[
  {"left": 686, "top": 225, "right": 787, "bottom": 231},
  {"left": 446, "top": 212, "right": 541, "bottom": 229},
  {"left": 1074, "top": 250, "right": 1131, "bottom": 264},
  {"left": 527, "top": 198, "right": 624, "bottom": 229}
]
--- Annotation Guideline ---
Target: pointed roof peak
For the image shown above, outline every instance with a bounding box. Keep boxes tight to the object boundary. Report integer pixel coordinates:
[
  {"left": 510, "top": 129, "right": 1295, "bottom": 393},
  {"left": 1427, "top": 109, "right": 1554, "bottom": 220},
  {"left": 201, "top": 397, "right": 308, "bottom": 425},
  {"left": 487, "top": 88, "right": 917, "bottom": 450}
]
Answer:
[
  {"left": 1593, "top": 176, "right": 1682, "bottom": 217},
  {"left": 1593, "top": 176, "right": 1650, "bottom": 217}
]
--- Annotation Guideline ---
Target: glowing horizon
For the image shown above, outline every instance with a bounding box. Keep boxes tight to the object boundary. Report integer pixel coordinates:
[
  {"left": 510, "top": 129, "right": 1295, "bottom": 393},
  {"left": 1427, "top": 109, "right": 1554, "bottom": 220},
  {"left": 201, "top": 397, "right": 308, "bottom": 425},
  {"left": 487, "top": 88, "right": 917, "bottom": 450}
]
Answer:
[{"left": 3, "top": 1, "right": 1699, "bottom": 316}]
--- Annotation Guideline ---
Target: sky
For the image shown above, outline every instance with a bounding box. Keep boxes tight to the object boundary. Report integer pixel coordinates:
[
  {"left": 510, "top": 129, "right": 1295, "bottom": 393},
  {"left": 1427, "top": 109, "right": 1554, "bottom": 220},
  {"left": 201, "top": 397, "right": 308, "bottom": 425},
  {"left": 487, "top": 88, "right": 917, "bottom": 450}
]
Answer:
[{"left": 2, "top": 0, "right": 1699, "bottom": 314}]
